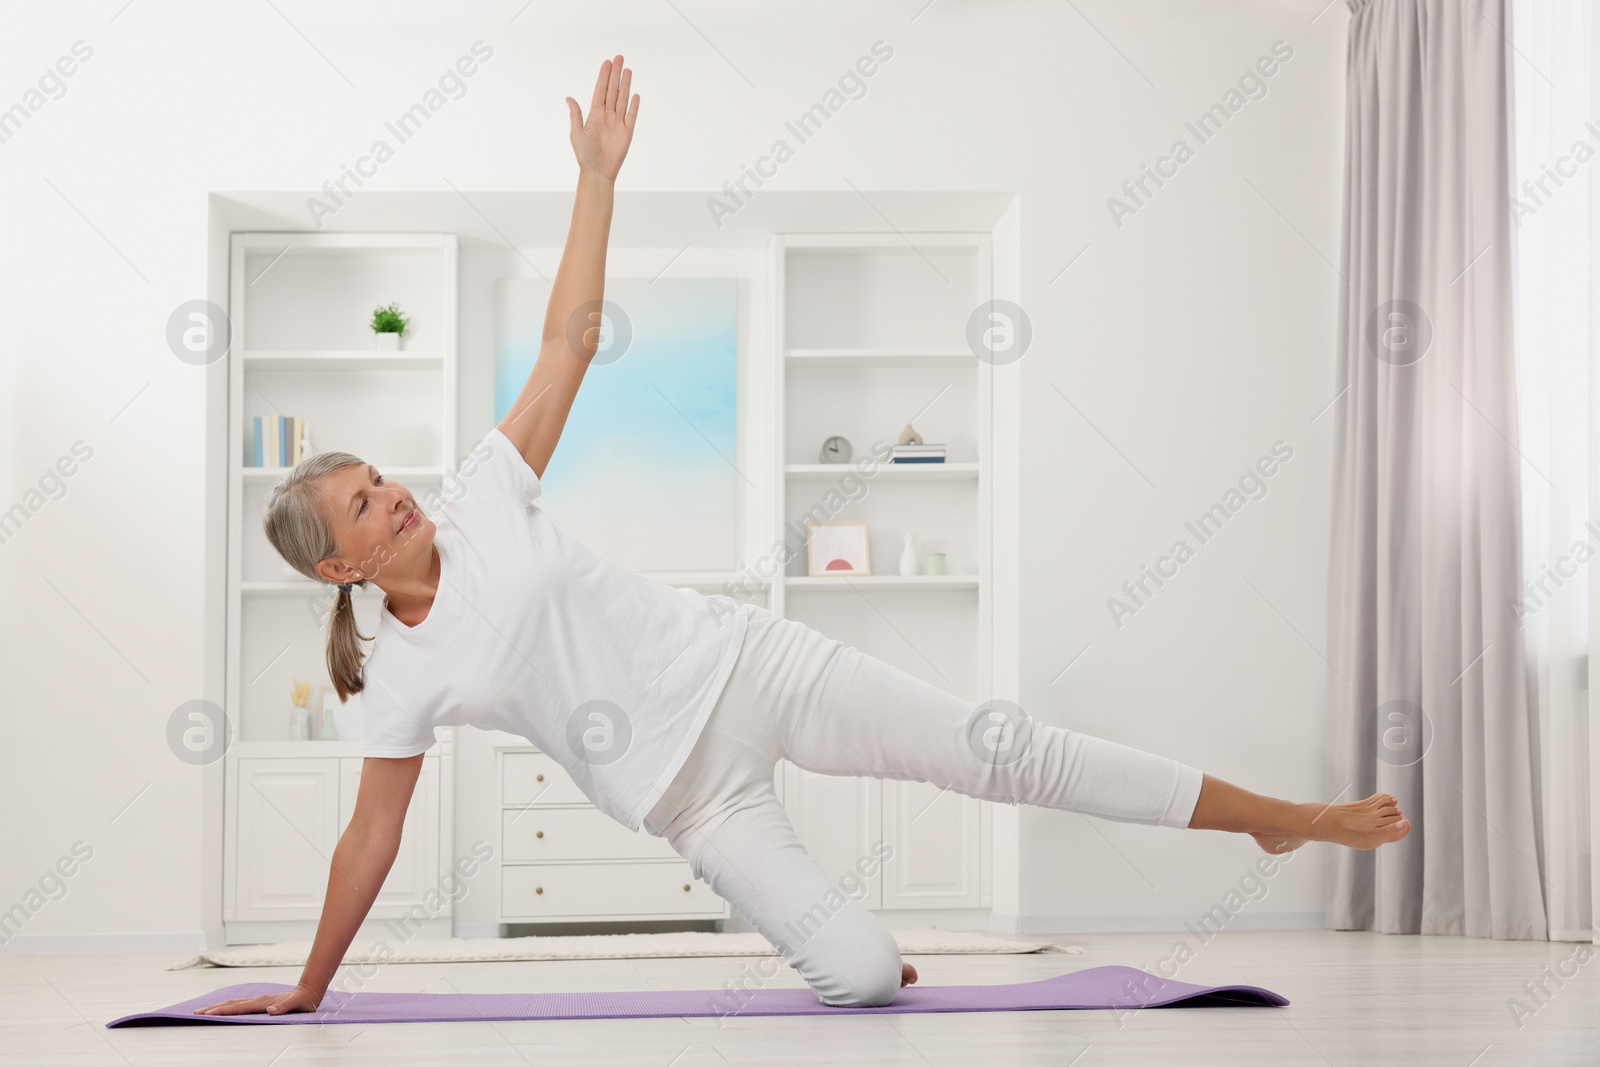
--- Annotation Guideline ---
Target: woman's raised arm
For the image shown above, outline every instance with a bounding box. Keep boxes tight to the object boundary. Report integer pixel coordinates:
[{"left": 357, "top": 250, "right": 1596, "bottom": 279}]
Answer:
[{"left": 497, "top": 54, "right": 640, "bottom": 479}]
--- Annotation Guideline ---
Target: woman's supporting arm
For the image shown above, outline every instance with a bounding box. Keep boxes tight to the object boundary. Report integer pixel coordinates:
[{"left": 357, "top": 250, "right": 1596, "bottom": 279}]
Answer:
[
  {"left": 193, "top": 754, "right": 425, "bottom": 1016},
  {"left": 498, "top": 54, "right": 639, "bottom": 479}
]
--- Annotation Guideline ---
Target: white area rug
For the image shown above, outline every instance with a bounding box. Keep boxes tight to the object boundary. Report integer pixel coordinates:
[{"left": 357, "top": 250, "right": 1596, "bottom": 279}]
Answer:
[{"left": 172, "top": 926, "right": 1083, "bottom": 970}]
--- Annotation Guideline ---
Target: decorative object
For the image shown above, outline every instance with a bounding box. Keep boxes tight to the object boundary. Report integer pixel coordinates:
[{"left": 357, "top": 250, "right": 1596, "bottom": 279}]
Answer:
[
  {"left": 890, "top": 441, "right": 946, "bottom": 464},
  {"left": 317, "top": 685, "right": 338, "bottom": 741},
  {"left": 898, "top": 423, "right": 923, "bottom": 445},
  {"left": 806, "top": 520, "right": 870, "bottom": 577},
  {"left": 495, "top": 278, "right": 737, "bottom": 572},
  {"left": 371, "top": 301, "right": 409, "bottom": 351},
  {"left": 289, "top": 678, "right": 312, "bottom": 741},
  {"left": 898, "top": 531, "right": 918, "bottom": 576},
  {"left": 819, "top": 435, "right": 852, "bottom": 463},
  {"left": 317, "top": 687, "right": 338, "bottom": 740},
  {"left": 319, "top": 685, "right": 363, "bottom": 742},
  {"left": 922, "top": 552, "right": 947, "bottom": 576}
]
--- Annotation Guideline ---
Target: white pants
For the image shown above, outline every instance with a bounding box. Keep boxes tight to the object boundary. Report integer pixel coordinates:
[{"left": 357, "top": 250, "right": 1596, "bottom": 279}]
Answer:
[{"left": 643, "top": 602, "right": 1204, "bottom": 1008}]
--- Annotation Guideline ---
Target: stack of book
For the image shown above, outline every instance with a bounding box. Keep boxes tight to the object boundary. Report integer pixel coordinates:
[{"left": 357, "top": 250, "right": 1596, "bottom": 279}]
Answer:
[
  {"left": 889, "top": 443, "right": 946, "bottom": 464},
  {"left": 250, "top": 416, "right": 309, "bottom": 468}
]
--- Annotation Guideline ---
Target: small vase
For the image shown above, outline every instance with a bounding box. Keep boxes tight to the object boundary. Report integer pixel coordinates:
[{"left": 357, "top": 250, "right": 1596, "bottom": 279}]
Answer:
[
  {"left": 290, "top": 706, "right": 311, "bottom": 741},
  {"left": 899, "top": 532, "right": 918, "bottom": 577},
  {"left": 373, "top": 332, "right": 401, "bottom": 352}
]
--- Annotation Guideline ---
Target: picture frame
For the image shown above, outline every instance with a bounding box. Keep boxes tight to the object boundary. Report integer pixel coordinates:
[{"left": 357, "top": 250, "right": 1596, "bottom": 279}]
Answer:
[{"left": 806, "top": 520, "right": 871, "bottom": 577}]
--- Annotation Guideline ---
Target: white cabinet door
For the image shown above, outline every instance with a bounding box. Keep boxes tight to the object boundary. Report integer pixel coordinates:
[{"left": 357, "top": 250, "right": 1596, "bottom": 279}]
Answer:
[
  {"left": 338, "top": 757, "right": 442, "bottom": 918},
  {"left": 233, "top": 758, "right": 341, "bottom": 921},
  {"left": 880, "top": 781, "right": 981, "bottom": 908},
  {"left": 779, "top": 762, "right": 884, "bottom": 910}
]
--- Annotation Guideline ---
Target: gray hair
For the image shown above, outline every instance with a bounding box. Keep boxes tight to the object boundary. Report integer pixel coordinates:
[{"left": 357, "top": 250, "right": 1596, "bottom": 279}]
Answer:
[{"left": 261, "top": 450, "right": 370, "bottom": 702}]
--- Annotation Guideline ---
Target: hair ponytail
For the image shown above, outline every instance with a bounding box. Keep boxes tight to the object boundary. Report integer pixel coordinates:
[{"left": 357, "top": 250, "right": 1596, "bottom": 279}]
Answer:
[
  {"left": 261, "top": 450, "right": 373, "bottom": 703},
  {"left": 325, "top": 582, "right": 369, "bottom": 702}
]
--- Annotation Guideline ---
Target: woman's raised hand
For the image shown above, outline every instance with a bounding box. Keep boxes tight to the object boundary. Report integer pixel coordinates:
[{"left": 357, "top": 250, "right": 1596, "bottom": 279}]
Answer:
[
  {"left": 193, "top": 983, "right": 323, "bottom": 1017},
  {"left": 566, "top": 54, "right": 639, "bottom": 181}
]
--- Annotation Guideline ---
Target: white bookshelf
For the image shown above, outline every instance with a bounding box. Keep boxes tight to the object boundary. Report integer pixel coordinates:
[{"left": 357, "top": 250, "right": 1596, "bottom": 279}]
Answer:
[
  {"left": 784, "top": 462, "right": 980, "bottom": 481},
  {"left": 242, "top": 351, "right": 445, "bottom": 372},
  {"left": 768, "top": 232, "right": 996, "bottom": 912},
  {"left": 770, "top": 232, "right": 991, "bottom": 604},
  {"left": 220, "top": 231, "right": 460, "bottom": 943},
  {"left": 785, "top": 348, "right": 975, "bottom": 368},
  {"left": 240, "top": 465, "right": 446, "bottom": 482},
  {"left": 784, "top": 575, "right": 980, "bottom": 591},
  {"left": 226, "top": 233, "right": 459, "bottom": 744}
]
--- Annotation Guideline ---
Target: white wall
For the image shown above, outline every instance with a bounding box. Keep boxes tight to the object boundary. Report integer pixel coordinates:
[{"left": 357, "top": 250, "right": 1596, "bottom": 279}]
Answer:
[{"left": 0, "top": 0, "right": 1347, "bottom": 946}]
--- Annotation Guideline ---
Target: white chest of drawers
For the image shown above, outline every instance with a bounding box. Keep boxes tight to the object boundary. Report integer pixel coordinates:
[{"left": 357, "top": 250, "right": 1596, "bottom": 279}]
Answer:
[{"left": 496, "top": 746, "right": 728, "bottom": 923}]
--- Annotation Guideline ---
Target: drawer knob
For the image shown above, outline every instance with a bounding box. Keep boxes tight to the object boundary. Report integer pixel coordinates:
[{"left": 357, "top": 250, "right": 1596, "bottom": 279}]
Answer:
[
  {"left": 536, "top": 774, "right": 545, "bottom": 782},
  {"left": 535, "top": 887, "right": 543, "bottom": 895},
  {"left": 535, "top": 831, "right": 544, "bottom": 839},
  {"left": 683, "top": 884, "right": 691, "bottom": 892}
]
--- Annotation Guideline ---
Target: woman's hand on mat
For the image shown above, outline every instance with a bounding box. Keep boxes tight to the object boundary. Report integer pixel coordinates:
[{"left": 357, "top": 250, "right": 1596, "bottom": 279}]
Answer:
[
  {"left": 193, "top": 983, "right": 323, "bottom": 1017},
  {"left": 566, "top": 54, "right": 639, "bottom": 181}
]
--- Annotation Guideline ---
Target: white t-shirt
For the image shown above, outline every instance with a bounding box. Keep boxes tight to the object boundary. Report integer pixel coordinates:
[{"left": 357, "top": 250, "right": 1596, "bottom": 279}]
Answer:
[{"left": 358, "top": 427, "right": 749, "bottom": 831}]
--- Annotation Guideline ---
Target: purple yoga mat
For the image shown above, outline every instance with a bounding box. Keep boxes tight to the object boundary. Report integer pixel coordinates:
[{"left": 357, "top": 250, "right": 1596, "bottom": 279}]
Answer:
[{"left": 106, "top": 965, "right": 1286, "bottom": 1027}]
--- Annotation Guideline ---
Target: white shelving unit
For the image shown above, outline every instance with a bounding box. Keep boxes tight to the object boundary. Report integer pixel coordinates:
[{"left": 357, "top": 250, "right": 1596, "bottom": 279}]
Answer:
[
  {"left": 784, "top": 348, "right": 975, "bottom": 368},
  {"left": 222, "top": 232, "right": 459, "bottom": 943},
  {"left": 784, "top": 575, "right": 980, "bottom": 591},
  {"left": 768, "top": 232, "right": 995, "bottom": 912},
  {"left": 785, "top": 463, "right": 981, "bottom": 481},
  {"left": 226, "top": 232, "right": 458, "bottom": 744},
  {"left": 242, "top": 352, "right": 446, "bottom": 372}
]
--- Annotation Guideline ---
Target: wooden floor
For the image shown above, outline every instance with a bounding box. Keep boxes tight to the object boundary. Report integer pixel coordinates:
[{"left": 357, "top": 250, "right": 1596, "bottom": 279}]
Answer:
[{"left": 4, "top": 929, "right": 1597, "bottom": 1065}]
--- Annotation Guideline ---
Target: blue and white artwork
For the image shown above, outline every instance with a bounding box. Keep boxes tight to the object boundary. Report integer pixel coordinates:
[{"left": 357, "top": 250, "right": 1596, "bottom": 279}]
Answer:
[{"left": 494, "top": 277, "right": 738, "bottom": 572}]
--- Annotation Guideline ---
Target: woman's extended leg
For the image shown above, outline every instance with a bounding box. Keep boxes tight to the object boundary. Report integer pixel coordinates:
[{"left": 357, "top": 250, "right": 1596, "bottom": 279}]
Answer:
[
  {"left": 1187, "top": 776, "right": 1409, "bottom": 853},
  {"left": 735, "top": 604, "right": 1408, "bottom": 852}
]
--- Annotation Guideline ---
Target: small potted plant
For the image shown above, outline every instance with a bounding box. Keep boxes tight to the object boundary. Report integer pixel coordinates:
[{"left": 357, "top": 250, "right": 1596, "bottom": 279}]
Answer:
[{"left": 370, "top": 301, "right": 410, "bottom": 351}]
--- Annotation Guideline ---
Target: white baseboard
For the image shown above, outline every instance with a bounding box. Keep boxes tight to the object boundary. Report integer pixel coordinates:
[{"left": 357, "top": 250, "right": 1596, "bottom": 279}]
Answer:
[
  {"left": 223, "top": 917, "right": 451, "bottom": 946},
  {"left": 0, "top": 912, "right": 1325, "bottom": 955},
  {"left": 452, "top": 921, "right": 504, "bottom": 939},
  {"left": 1018, "top": 911, "right": 1324, "bottom": 934},
  {"left": 0, "top": 930, "right": 208, "bottom": 955}
]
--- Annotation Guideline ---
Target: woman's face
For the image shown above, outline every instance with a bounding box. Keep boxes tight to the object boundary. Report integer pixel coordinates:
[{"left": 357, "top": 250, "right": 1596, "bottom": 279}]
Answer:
[{"left": 311, "top": 463, "right": 435, "bottom": 586}]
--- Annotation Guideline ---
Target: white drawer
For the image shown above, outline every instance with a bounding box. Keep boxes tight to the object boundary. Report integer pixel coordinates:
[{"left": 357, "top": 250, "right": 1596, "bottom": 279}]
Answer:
[
  {"left": 503, "top": 808, "right": 678, "bottom": 862},
  {"left": 501, "top": 862, "right": 722, "bottom": 919},
  {"left": 501, "top": 751, "right": 588, "bottom": 806}
]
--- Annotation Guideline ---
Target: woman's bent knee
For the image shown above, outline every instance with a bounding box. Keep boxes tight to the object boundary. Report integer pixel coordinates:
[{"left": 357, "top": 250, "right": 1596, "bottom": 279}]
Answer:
[
  {"left": 807, "top": 924, "right": 903, "bottom": 1008},
  {"left": 828, "top": 964, "right": 901, "bottom": 1008}
]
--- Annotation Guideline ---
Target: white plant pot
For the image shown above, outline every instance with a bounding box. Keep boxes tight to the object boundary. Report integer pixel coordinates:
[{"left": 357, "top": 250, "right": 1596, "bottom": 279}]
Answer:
[{"left": 373, "top": 332, "right": 401, "bottom": 351}]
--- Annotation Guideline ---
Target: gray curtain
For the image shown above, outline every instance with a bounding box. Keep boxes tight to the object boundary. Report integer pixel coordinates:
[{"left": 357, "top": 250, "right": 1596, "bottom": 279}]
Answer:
[{"left": 1325, "top": 0, "right": 1547, "bottom": 938}]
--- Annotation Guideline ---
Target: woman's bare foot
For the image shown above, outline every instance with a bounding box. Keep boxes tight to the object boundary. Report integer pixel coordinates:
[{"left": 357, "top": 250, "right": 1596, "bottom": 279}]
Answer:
[
  {"left": 901, "top": 962, "right": 918, "bottom": 988},
  {"left": 1251, "top": 792, "right": 1410, "bottom": 855}
]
